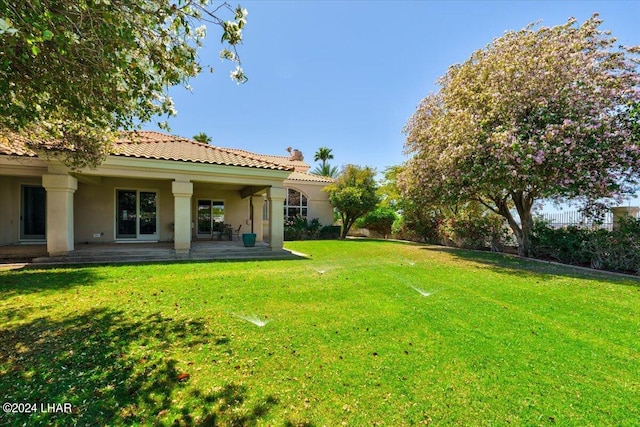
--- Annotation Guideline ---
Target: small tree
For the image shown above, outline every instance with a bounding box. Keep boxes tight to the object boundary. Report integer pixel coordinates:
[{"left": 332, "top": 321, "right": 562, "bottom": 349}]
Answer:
[
  {"left": 324, "top": 164, "right": 380, "bottom": 238},
  {"left": 402, "top": 14, "right": 640, "bottom": 256},
  {"left": 377, "top": 166, "right": 404, "bottom": 210}
]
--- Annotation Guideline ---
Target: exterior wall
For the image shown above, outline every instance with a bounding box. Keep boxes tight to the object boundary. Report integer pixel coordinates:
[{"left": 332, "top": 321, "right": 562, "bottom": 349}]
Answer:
[
  {"left": 1, "top": 147, "right": 293, "bottom": 251},
  {"left": 284, "top": 180, "right": 334, "bottom": 227},
  {"left": 0, "top": 176, "right": 17, "bottom": 245},
  {"left": 192, "top": 184, "right": 250, "bottom": 238},
  {"left": 0, "top": 175, "right": 43, "bottom": 245},
  {"left": 75, "top": 180, "right": 262, "bottom": 243},
  {"left": 74, "top": 177, "right": 174, "bottom": 243},
  {"left": 1, "top": 172, "right": 288, "bottom": 247}
]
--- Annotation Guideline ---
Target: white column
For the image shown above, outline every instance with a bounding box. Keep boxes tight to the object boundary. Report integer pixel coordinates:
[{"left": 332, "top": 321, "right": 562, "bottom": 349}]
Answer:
[
  {"left": 267, "top": 187, "right": 286, "bottom": 249},
  {"left": 172, "top": 181, "right": 193, "bottom": 254},
  {"left": 42, "top": 174, "right": 78, "bottom": 256},
  {"left": 251, "top": 195, "right": 265, "bottom": 242}
]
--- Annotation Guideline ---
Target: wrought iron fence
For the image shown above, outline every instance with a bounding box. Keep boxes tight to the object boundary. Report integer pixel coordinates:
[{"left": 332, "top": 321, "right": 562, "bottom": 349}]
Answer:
[
  {"left": 538, "top": 208, "right": 639, "bottom": 231},
  {"left": 538, "top": 211, "right": 614, "bottom": 230}
]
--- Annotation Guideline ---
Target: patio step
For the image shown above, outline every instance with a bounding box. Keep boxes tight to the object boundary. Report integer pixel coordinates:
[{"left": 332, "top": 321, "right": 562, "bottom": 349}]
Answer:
[
  {"left": 30, "top": 244, "right": 302, "bottom": 265},
  {"left": 189, "top": 246, "right": 299, "bottom": 261},
  {"left": 32, "top": 249, "right": 182, "bottom": 265}
]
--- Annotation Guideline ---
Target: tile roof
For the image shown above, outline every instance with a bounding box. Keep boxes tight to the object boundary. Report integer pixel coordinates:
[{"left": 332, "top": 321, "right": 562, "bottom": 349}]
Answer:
[
  {"left": 286, "top": 171, "right": 335, "bottom": 183},
  {"left": 1, "top": 131, "right": 334, "bottom": 184},
  {"left": 223, "top": 147, "right": 310, "bottom": 172},
  {"left": 0, "top": 135, "right": 37, "bottom": 157},
  {"left": 115, "top": 131, "right": 292, "bottom": 171}
]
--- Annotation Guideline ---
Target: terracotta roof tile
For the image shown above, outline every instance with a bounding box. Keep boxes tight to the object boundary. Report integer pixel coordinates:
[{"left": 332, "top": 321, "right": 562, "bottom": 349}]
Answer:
[
  {"left": 224, "top": 147, "right": 310, "bottom": 172},
  {"left": 286, "top": 171, "right": 335, "bottom": 183},
  {"left": 115, "top": 131, "right": 292, "bottom": 171},
  {"left": 0, "top": 136, "right": 37, "bottom": 156},
  {"left": 1, "top": 131, "right": 326, "bottom": 177}
]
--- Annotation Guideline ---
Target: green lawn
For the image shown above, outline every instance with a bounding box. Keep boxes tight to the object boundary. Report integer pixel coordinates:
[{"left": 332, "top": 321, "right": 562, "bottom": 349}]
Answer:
[{"left": 1, "top": 240, "right": 639, "bottom": 426}]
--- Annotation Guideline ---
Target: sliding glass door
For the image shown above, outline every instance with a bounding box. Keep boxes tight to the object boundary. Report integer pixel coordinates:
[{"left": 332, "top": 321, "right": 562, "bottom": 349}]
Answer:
[
  {"left": 116, "top": 190, "right": 158, "bottom": 240},
  {"left": 197, "top": 200, "right": 224, "bottom": 237}
]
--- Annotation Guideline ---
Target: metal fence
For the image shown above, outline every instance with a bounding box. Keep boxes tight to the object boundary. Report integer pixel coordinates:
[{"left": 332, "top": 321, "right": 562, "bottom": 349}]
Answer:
[
  {"left": 538, "top": 211, "right": 614, "bottom": 230},
  {"left": 538, "top": 208, "right": 640, "bottom": 231}
]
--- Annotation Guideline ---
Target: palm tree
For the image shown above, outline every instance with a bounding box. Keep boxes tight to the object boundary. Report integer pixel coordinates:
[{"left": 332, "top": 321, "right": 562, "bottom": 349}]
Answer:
[
  {"left": 193, "top": 132, "right": 212, "bottom": 144},
  {"left": 312, "top": 147, "right": 337, "bottom": 177},
  {"left": 312, "top": 163, "right": 339, "bottom": 178},
  {"left": 314, "top": 147, "right": 334, "bottom": 168}
]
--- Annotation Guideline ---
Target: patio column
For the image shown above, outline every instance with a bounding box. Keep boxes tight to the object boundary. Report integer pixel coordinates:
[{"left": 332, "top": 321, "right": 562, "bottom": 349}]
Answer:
[
  {"left": 251, "top": 195, "right": 265, "bottom": 242},
  {"left": 42, "top": 174, "right": 77, "bottom": 256},
  {"left": 172, "top": 180, "right": 193, "bottom": 254},
  {"left": 267, "top": 187, "right": 286, "bottom": 249}
]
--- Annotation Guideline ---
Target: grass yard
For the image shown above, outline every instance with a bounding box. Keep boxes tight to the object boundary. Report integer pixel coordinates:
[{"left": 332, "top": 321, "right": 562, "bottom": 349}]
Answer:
[{"left": 0, "top": 240, "right": 639, "bottom": 426}]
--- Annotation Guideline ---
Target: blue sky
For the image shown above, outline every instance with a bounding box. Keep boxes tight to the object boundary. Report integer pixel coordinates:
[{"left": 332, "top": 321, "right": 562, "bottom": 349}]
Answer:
[{"left": 151, "top": 0, "right": 640, "bottom": 208}]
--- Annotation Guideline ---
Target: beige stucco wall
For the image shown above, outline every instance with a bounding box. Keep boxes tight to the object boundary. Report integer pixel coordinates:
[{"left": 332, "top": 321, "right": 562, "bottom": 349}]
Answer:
[
  {"left": 74, "top": 177, "right": 175, "bottom": 243},
  {"left": 73, "top": 178, "right": 256, "bottom": 243},
  {"left": 284, "top": 180, "right": 334, "bottom": 227},
  {"left": 0, "top": 175, "right": 43, "bottom": 245},
  {"left": 192, "top": 183, "right": 251, "bottom": 237},
  {"left": 1, "top": 172, "right": 285, "bottom": 247},
  {"left": 1, "top": 151, "right": 294, "bottom": 250},
  {"left": 0, "top": 177, "right": 16, "bottom": 244},
  {"left": 259, "top": 180, "right": 333, "bottom": 241}
]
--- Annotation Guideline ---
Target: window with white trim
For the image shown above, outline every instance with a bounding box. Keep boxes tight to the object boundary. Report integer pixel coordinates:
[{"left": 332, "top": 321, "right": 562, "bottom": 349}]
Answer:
[{"left": 284, "top": 188, "right": 308, "bottom": 221}]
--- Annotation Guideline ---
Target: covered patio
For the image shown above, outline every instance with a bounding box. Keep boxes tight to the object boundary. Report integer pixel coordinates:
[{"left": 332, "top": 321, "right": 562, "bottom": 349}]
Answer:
[{"left": 1, "top": 132, "right": 293, "bottom": 261}]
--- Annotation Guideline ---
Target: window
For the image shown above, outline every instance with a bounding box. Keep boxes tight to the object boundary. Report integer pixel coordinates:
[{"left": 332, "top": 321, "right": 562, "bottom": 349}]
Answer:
[{"left": 284, "top": 188, "right": 308, "bottom": 221}]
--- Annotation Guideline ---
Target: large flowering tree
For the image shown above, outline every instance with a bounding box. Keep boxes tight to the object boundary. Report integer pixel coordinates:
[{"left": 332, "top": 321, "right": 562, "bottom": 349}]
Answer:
[
  {"left": 0, "top": 1, "right": 247, "bottom": 168},
  {"left": 401, "top": 14, "right": 640, "bottom": 256}
]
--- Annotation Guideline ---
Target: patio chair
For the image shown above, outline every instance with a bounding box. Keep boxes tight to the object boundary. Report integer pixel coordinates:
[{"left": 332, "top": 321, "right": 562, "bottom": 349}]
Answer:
[{"left": 231, "top": 224, "right": 242, "bottom": 240}]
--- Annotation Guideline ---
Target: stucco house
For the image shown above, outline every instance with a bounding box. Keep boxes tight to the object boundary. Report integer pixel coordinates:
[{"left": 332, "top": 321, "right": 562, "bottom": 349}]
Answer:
[{"left": 0, "top": 131, "right": 334, "bottom": 258}]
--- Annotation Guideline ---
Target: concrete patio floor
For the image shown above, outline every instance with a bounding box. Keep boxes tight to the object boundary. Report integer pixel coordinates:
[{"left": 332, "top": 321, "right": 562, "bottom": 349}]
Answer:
[{"left": 0, "top": 240, "right": 303, "bottom": 267}]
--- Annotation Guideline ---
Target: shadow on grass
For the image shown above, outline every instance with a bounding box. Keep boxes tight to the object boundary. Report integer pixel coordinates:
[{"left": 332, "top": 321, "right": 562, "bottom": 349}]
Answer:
[
  {"left": 421, "top": 245, "right": 640, "bottom": 286},
  {"left": 0, "top": 255, "right": 311, "bottom": 297},
  {"left": 0, "top": 307, "right": 279, "bottom": 426},
  {"left": 0, "top": 268, "right": 102, "bottom": 298}
]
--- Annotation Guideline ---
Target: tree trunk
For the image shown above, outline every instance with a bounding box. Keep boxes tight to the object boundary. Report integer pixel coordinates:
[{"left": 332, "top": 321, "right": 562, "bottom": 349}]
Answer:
[
  {"left": 518, "top": 209, "right": 534, "bottom": 257},
  {"left": 487, "top": 193, "right": 535, "bottom": 257},
  {"left": 492, "top": 197, "right": 524, "bottom": 255},
  {"left": 510, "top": 191, "right": 535, "bottom": 257},
  {"left": 341, "top": 215, "right": 353, "bottom": 239}
]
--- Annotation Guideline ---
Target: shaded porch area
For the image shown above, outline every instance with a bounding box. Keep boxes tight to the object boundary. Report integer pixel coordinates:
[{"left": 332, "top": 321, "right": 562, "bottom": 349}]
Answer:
[{"left": 0, "top": 240, "right": 304, "bottom": 267}]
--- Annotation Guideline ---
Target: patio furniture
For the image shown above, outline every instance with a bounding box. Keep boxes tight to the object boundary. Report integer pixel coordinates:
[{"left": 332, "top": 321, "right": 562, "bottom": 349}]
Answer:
[
  {"left": 211, "top": 221, "right": 224, "bottom": 240},
  {"left": 223, "top": 224, "right": 233, "bottom": 240},
  {"left": 231, "top": 224, "right": 242, "bottom": 240}
]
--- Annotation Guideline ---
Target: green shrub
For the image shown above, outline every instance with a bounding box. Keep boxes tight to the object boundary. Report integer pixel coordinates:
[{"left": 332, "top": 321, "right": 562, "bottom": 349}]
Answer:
[
  {"left": 355, "top": 208, "right": 397, "bottom": 239},
  {"left": 318, "top": 225, "right": 341, "bottom": 240},
  {"left": 530, "top": 220, "right": 592, "bottom": 265},
  {"left": 438, "top": 211, "right": 509, "bottom": 251},
  {"left": 583, "top": 217, "right": 640, "bottom": 274},
  {"left": 531, "top": 216, "right": 640, "bottom": 275},
  {"left": 284, "top": 217, "right": 336, "bottom": 241},
  {"left": 393, "top": 210, "right": 443, "bottom": 243}
]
